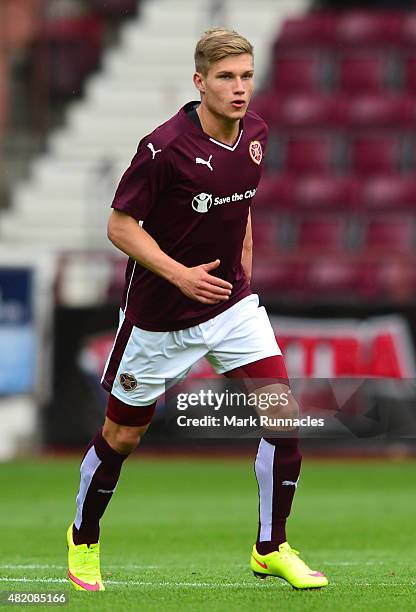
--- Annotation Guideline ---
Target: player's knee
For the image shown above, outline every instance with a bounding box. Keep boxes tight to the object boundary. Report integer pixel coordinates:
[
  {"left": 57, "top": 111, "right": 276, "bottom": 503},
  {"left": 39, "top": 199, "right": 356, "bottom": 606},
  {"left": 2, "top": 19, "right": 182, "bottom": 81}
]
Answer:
[
  {"left": 257, "top": 385, "right": 299, "bottom": 432},
  {"left": 103, "top": 422, "right": 149, "bottom": 455},
  {"left": 281, "top": 395, "right": 300, "bottom": 422}
]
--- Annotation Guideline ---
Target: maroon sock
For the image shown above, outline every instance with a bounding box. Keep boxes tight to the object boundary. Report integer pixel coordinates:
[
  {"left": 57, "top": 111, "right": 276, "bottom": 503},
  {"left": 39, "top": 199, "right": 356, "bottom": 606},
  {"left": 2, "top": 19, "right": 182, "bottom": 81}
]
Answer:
[
  {"left": 254, "top": 436, "right": 302, "bottom": 555},
  {"left": 72, "top": 430, "right": 128, "bottom": 546}
]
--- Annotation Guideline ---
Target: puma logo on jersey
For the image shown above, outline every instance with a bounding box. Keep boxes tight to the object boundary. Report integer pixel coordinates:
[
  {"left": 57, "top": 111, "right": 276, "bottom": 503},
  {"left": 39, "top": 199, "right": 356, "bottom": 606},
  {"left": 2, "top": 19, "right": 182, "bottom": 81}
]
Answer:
[
  {"left": 147, "top": 142, "right": 162, "bottom": 159},
  {"left": 195, "top": 154, "right": 213, "bottom": 171},
  {"left": 282, "top": 479, "right": 299, "bottom": 488}
]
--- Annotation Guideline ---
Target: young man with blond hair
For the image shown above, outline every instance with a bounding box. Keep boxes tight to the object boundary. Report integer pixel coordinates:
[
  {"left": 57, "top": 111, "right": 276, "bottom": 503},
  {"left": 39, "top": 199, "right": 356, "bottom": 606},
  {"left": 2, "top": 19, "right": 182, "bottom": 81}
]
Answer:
[{"left": 67, "top": 28, "right": 328, "bottom": 592}]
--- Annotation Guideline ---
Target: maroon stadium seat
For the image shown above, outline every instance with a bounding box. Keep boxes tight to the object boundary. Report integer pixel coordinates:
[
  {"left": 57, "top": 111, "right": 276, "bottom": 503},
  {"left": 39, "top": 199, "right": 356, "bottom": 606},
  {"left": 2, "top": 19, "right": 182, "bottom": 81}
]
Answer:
[
  {"left": 343, "top": 95, "right": 414, "bottom": 128},
  {"left": 255, "top": 174, "right": 294, "bottom": 210},
  {"left": 285, "top": 136, "right": 333, "bottom": 173},
  {"left": 276, "top": 13, "right": 337, "bottom": 48},
  {"left": 272, "top": 55, "right": 322, "bottom": 93},
  {"left": 251, "top": 214, "right": 282, "bottom": 254},
  {"left": 371, "top": 260, "right": 416, "bottom": 302},
  {"left": 403, "top": 57, "right": 416, "bottom": 92},
  {"left": 304, "top": 259, "right": 366, "bottom": 295},
  {"left": 296, "top": 217, "right": 347, "bottom": 251},
  {"left": 272, "top": 94, "right": 342, "bottom": 128},
  {"left": 294, "top": 175, "right": 359, "bottom": 210},
  {"left": 359, "top": 175, "right": 416, "bottom": 209},
  {"left": 337, "top": 55, "right": 387, "bottom": 94},
  {"left": 363, "top": 216, "right": 415, "bottom": 252},
  {"left": 399, "top": 13, "right": 416, "bottom": 48},
  {"left": 335, "top": 11, "right": 402, "bottom": 47},
  {"left": 251, "top": 258, "right": 306, "bottom": 294},
  {"left": 351, "top": 136, "right": 402, "bottom": 175}
]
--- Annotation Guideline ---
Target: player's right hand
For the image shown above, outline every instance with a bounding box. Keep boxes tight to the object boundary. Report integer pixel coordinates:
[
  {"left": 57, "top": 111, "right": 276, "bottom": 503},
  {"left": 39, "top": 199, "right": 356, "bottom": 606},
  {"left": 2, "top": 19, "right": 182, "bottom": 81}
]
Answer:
[{"left": 177, "top": 259, "right": 233, "bottom": 304}]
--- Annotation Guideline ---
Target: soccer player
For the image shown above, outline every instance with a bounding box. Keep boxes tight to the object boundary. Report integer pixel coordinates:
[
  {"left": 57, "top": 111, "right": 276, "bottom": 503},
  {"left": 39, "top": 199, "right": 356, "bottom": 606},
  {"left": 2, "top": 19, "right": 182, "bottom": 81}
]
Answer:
[{"left": 67, "top": 28, "right": 328, "bottom": 591}]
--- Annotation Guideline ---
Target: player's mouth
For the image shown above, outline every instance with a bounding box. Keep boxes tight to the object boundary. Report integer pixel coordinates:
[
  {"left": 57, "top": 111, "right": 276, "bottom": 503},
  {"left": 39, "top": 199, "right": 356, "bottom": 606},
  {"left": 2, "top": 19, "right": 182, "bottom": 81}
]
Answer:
[{"left": 231, "top": 100, "right": 245, "bottom": 109}]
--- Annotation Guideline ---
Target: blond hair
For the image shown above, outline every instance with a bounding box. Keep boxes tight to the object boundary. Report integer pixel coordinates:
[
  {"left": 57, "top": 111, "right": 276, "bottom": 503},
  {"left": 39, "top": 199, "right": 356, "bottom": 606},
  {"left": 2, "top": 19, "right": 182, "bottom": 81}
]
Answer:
[{"left": 194, "top": 28, "right": 253, "bottom": 76}]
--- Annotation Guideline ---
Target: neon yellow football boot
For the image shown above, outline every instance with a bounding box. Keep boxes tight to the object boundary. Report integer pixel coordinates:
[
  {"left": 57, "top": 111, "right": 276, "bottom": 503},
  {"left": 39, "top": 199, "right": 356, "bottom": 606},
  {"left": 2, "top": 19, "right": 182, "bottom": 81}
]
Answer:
[
  {"left": 250, "top": 542, "right": 328, "bottom": 589},
  {"left": 67, "top": 524, "right": 105, "bottom": 591}
]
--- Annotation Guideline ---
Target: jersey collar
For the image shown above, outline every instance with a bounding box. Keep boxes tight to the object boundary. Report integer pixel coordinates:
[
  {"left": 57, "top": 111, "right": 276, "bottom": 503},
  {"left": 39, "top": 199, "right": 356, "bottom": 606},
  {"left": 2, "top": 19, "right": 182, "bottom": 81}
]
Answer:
[{"left": 182, "top": 101, "right": 244, "bottom": 151}]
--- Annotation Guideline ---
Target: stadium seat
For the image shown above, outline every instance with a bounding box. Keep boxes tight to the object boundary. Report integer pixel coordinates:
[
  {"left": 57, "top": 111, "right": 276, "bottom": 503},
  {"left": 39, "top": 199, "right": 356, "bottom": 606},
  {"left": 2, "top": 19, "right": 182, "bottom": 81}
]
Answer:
[
  {"left": 337, "top": 55, "right": 387, "bottom": 94},
  {"left": 304, "top": 259, "right": 366, "bottom": 296},
  {"left": 271, "top": 94, "right": 342, "bottom": 128},
  {"left": 251, "top": 213, "right": 282, "bottom": 254},
  {"left": 34, "top": 16, "right": 103, "bottom": 97},
  {"left": 272, "top": 55, "right": 323, "bottom": 93},
  {"left": 359, "top": 175, "right": 416, "bottom": 209},
  {"left": 294, "top": 175, "right": 359, "bottom": 210},
  {"left": 343, "top": 95, "right": 414, "bottom": 128},
  {"left": 371, "top": 260, "right": 416, "bottom": 302},
  {"left": 296, "top": 217, "right": 347, "bottom": 251},
  {"left": 334, "top": 11, "right": 402, "bottom": 47},
  {"left": 276, "top": 14, "right": 337, "bottom": 48},
  {"left": 363, "top": 216, "right": 415, "bottom": 252},
  {"left": 251, "top": 257, "right": 306, "bottom": 294},
  {"left": 399, "top": 12, "right": 416, "bottom": 47},
  {"left": 285, "top": 136, "right": 333, "bottom": 173},
  {"left": 350, "top": 136, "right": 402, "bottom": 175},
  {"left": 403, "top": 56, "right": 416, "bottom": 92},
  {"left": 255, "top": 174, "right": 294, "bottom": 210}
]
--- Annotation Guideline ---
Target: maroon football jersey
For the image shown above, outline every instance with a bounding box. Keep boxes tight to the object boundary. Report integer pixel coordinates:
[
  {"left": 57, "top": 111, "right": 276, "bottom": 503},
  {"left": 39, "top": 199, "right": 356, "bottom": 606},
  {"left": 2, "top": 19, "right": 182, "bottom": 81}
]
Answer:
[{"left": 111, "top": 101, "right": 268, "bottom": 331}]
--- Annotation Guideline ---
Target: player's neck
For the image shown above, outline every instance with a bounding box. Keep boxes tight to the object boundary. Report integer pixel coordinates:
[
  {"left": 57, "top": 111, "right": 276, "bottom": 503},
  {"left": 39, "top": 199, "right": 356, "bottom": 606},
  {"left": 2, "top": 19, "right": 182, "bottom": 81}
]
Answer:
[{"left": 196, "top": 104, "right": 240, "bottom": 146}]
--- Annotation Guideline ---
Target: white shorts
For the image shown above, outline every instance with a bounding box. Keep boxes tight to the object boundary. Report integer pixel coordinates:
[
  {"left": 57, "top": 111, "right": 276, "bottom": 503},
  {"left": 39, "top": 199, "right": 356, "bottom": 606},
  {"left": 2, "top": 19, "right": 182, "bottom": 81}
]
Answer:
[{"left": 101, "top": 294, "right": 281, "bottom": 406}]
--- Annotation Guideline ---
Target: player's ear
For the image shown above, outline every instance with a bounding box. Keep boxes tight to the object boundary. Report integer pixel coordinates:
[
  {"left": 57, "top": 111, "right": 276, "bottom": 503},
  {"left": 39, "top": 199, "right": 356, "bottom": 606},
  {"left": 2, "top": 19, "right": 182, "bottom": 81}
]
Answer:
[{"left": 193, "top": 72, "right": 206, "bottom": 94}]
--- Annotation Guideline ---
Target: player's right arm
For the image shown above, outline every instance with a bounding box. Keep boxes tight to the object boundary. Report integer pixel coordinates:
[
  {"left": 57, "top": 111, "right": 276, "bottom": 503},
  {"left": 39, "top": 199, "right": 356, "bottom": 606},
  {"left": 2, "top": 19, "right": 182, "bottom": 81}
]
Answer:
[
  {"left": 109, "top": 137, "right": 232, "bottom": 304},
  {"left": 108, "top": 210, "right": 232, "bottom": 305}
]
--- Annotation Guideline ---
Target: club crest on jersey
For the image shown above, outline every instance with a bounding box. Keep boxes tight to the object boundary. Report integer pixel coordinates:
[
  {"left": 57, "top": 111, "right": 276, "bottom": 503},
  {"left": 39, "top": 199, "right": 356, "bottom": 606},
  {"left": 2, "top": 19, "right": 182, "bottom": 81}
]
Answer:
[
  {"left": 249, "top": 140, "right": 263, "bottom": 165},
  {"left": 119, "top": 372, "right": 138, "bottom": 392},
  {"left": 192, "top": 192, "right": 212, "bottom": 213}
]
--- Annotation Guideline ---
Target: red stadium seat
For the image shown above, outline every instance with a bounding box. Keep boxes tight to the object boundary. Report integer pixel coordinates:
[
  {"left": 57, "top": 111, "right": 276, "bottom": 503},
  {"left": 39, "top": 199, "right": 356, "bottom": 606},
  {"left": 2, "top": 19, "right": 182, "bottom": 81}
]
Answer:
[
  {"left": 399, "top": 13, "right": 416, "bottom": 48},
  {"left": 337, "top": 55, "right": 387, "bottom": 94},
  {"left": 359, "top": 175, "right": 416, "bottom": 209},
  {"left": 251, "top": 213, "right": 282, "bottom": 254},
  {"left": 363, "top": 216, "right": 415, "bottom": 252},
  {"left": 343, "top": 95, "right": 414, "bottom": 128},
  {"left": 351, "top": 136, "right": 402, "bottom": 175},
  {"left": 371, "top": 260, "right": 416, "bottom": 302},
  {"left": 251, "top": 258, "right": 306, "bottom": 294},
  {"left": 276, "top": 13, "right": 337, "bottom": 48},
  {"left": 294, "top": 175, "right": 359, "bottom": 210},
  {"left": 272, "top": 94, "right": 343, "bottom": 128},
  {"left": 296, "top": 217, "right": 347, "bottom": 251},
  {"left": 255, "top": 174, "right": 294, "bottom": 210},
  {"left": 304, "top": 259, "right": 366, "bottom": 295},
  {"left": 403, "top": 57, "right": 416, "bottom": 92},
  {"left": 272, "top": 55, "right": 322, "bottom": 93},
  {"left": 285, "top": 137, "right": 333, "bottom": 173},
  {"left": 335, "top": 11, "right": 402, "bottom": 47}
]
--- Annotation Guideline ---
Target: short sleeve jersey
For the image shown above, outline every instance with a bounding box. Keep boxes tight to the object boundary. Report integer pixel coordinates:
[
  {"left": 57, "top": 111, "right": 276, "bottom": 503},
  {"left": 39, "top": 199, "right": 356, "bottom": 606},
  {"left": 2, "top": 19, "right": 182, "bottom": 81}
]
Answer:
[{"left": 112, "top": 101, "right": 268, "bottom": 331}]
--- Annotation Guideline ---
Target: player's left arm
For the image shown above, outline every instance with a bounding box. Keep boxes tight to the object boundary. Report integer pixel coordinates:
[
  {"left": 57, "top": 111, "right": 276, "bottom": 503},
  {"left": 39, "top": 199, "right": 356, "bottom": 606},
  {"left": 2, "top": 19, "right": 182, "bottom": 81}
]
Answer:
[{"left": 241, "top": 208, "right": 252, "bottom": 283}]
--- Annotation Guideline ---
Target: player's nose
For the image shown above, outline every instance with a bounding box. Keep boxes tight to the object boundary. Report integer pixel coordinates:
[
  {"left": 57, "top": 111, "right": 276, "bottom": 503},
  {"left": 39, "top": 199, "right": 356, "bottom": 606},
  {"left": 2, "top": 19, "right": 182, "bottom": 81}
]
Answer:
[{"left": 233, "top": 77, "right": 245, "bottom": 94}]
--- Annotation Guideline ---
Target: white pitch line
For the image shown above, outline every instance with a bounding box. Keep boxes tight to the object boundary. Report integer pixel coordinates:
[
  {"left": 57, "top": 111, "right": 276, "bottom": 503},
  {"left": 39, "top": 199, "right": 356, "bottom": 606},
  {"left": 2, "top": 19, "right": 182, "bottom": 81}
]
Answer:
[
  {"left": 0, "top": 565, "right": 160, "bottom": 570},
  {"left": 0, "top": 561, "right": 390, "bottom": 571},
  {"left": 0, "top": 577, "right": 414, "bottom": 588},
  {"left": 0, "top": 577, "right": 271, "bottom": 589}
]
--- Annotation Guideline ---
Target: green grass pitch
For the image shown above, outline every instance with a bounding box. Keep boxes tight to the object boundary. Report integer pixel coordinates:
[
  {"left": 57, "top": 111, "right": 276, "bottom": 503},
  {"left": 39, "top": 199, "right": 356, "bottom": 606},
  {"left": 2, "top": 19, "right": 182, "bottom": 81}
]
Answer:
[{"left": 0, "top": 456, "right": 415, "bottom": 611}]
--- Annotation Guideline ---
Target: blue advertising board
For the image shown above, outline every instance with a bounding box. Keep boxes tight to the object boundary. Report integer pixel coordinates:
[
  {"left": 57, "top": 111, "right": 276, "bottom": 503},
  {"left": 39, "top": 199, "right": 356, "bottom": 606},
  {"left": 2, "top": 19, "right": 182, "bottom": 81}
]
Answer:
[{"left": 0, "top": 268, "right": 36, "bottom": 394}]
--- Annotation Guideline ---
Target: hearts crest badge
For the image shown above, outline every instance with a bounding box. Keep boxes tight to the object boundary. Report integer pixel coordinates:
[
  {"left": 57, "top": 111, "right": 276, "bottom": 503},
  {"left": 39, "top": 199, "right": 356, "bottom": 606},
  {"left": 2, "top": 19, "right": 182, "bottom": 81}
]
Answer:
[{"left": 249, "top": 140, "right": 263, "bottom": 165}]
